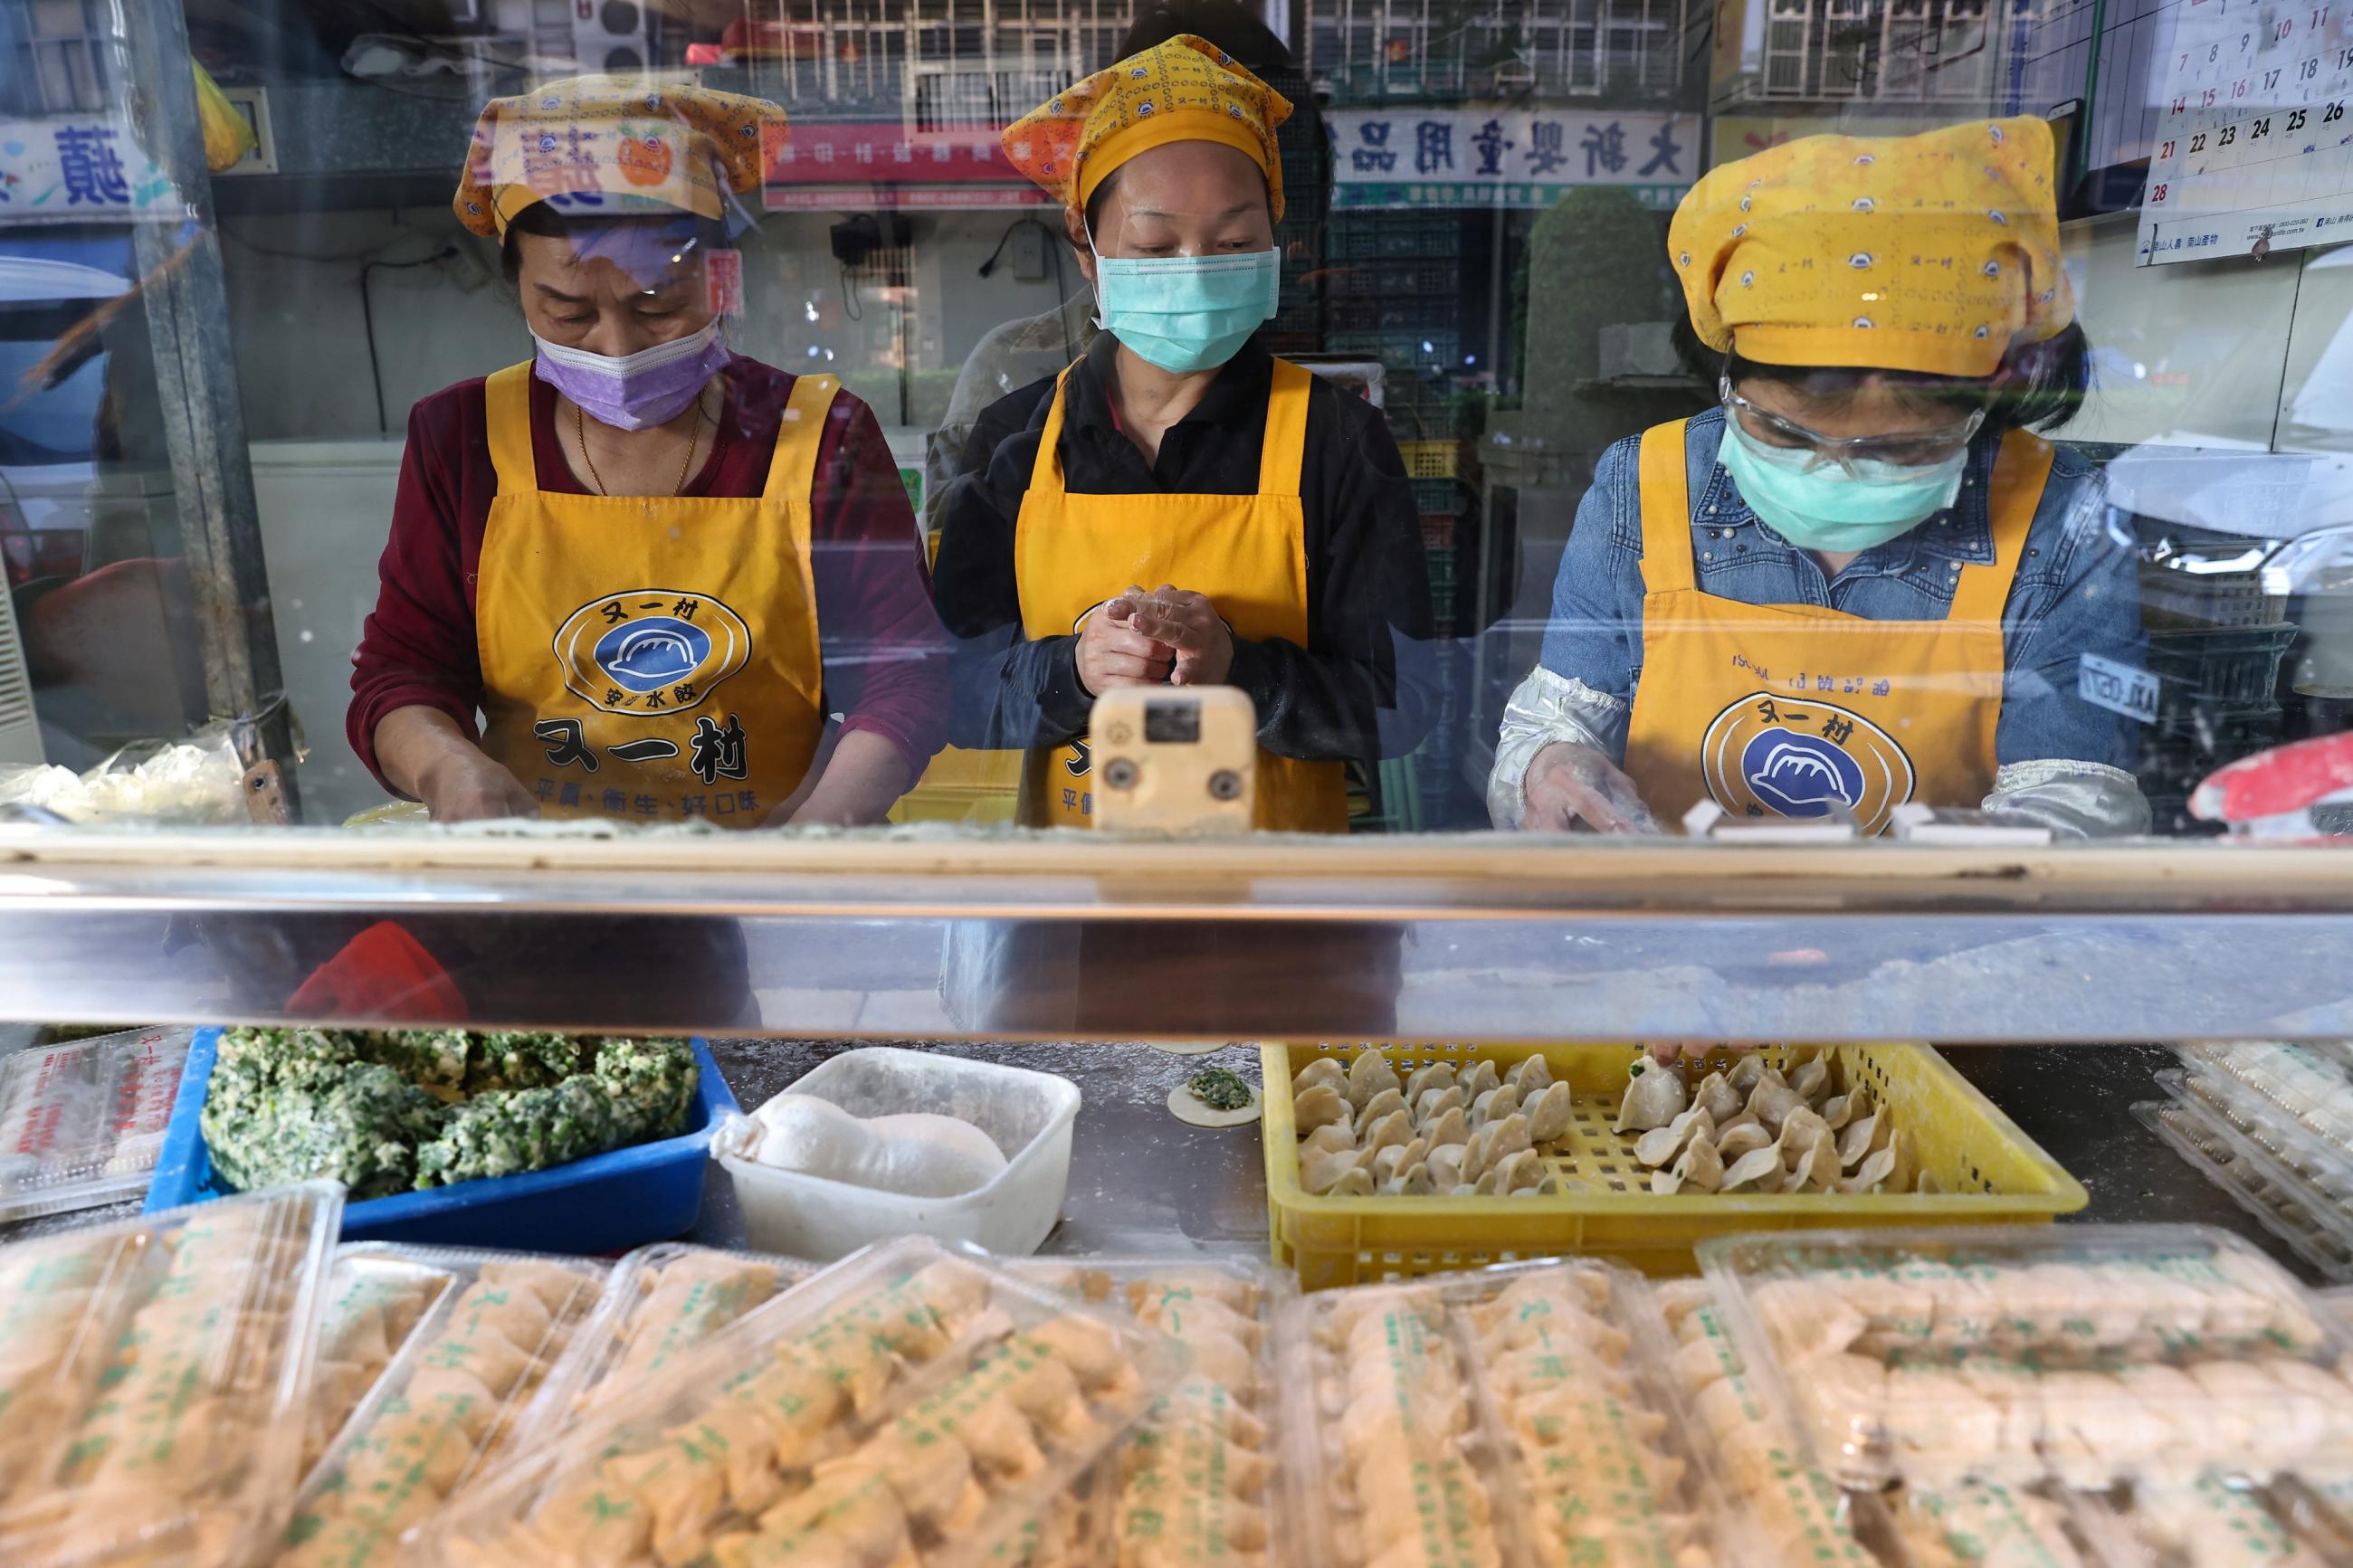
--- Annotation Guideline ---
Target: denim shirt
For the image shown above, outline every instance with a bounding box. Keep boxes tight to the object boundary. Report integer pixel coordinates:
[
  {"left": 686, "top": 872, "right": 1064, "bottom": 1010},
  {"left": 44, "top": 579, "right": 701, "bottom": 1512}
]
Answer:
[{"left": 1538, "top": 408, "right": 2144, "bottom": 772}]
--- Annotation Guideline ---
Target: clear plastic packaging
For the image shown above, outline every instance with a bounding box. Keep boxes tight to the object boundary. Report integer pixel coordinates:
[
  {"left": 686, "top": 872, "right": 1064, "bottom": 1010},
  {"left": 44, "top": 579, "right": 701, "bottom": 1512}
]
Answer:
[
  {"left": 275, "top": 1249, "right": 611, "bottom": 1567},
  {"left": 510, "top": 1243, "right": 817, "bottom": 1450},
  {"left": 0, "top": 1026, "right": 194, "bottom": 1223},
  {"left": 430, "top": 1236, "right": 1188, "bottom": 1568},
  {"left": 1652, "top": 1279, "right": 1881, "bottom": 1568},
  {"left": 0, "top": 1181, "right": 346, "bottom": 1568},
  {"left": 1700, "top": 1224, "right": 2350, "bottom": 1493},
  {"left": 1285, "top": 1259, "right": 1758, "bottom": 1568},
  {"left": 1011, "top": 1256, "right": 1294, "bottom": 1568},
  {"left": 304, "top": 1245, "right": 462, "bottom": 1473},
  {"left": 2067, "top": 1475, "right": 2345, "bottom": 1567},
  {"left": 2173, "top": 1065, "right": 2353, "bottom": 1207},
  {"left": 2181, "top": 1044, "right": 2353, "bottom": 1174},
  {"left": 714, "top": 1048, "right": 1081, "bottom": 1260},
  {"left": 2136, "top": 1097, "right": 2353, "bottom": 1282}
]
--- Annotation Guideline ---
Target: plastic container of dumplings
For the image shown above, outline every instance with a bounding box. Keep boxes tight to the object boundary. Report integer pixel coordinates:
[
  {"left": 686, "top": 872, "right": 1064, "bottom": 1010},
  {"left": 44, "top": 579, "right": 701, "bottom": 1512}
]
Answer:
[
  {"left": 0, "top": 1025, "right": 193, "bottom": 1223},
  {"left": 1260, "top": 1041, "right": 2088, "bottom": 1286},
  {"left": 2135, "top": 1095, "right": 2353, "bottom": 1283},
  {"left": 302, "top": 1244, "right": 467, "bottom": 1477},
  {"left": 1007, "top": 1255, "right": 1296, "bottom": 1566},
  {"left": 2169, "top": 1064, "right": 2353, "bottom": 1206},
  {"left": 0, "top": 1180, "right": 345, "bottom": 1568},
  {"left": 1651, "top": 1278, "right": 1889, "bottom": 1568},
  {"left": 428, "top": 1235, "right": 1187, "bottom": 1568},
  {"left": 274, "top": 1248, "right": 611, "bottom": 1568},
  {"left": 2178, "top": 1042, "right": 2353, "bottom": 1165},
  {"left": 1281, "top": 1258, "right": 1765, "bottom": 1568},
  {"left": 1697, "top": 1223, "right": 2349, "bottom": 1494},
  {"left": 507, "top": 1242, "right": 817, "bottom": 1449},
  {"left": 714, "top": 1047, "right": 1081, "bottom": 1260},
  {"left": 147, "top": 1029, "right": 734, "bottom": 1252}
]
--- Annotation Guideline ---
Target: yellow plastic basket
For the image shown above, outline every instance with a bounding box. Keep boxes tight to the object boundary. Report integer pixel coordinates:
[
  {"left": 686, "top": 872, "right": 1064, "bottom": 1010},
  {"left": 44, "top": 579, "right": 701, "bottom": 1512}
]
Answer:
[
  {"left": 886, "top": 746, "right": 1023, "bottom": 826},
  {"left": 1396, "top": 440, "right": 1460, "bottom": 480},
  {"left": 1260, "top": 1041, "right": 2087, "bottom": 1288}
]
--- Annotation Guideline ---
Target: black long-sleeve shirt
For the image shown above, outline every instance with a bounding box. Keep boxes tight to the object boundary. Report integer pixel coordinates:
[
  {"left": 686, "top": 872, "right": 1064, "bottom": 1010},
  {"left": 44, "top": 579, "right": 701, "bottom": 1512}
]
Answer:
[{"left": 930, "top": 332, "right": 1434, "bottom": 766}]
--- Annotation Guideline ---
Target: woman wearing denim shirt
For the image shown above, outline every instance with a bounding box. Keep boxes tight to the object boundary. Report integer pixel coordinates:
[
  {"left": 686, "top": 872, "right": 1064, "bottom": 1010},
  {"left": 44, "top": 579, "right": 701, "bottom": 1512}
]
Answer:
[{"left": 1491, "top": 118, "right": 2148, "bottom": 840}]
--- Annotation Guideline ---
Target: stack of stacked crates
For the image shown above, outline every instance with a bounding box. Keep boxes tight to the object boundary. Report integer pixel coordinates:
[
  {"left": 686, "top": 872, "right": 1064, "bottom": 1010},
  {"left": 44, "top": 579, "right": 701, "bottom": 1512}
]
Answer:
[{"left": 2131, "top": 519, "right": 2298, "bottom": 833}]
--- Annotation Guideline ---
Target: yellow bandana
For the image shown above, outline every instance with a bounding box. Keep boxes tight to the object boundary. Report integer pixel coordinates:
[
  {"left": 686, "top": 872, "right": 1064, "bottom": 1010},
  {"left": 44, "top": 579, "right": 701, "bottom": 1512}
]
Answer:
[
  {"left": 453, "top": 76, "right": 786, "bottom": 238},
  {"left": 1001, "top": 35, "right": 1291, "bottom": 221},
  {"left": 1670, "top": 117, "right": 2073, "bottom": 377}
]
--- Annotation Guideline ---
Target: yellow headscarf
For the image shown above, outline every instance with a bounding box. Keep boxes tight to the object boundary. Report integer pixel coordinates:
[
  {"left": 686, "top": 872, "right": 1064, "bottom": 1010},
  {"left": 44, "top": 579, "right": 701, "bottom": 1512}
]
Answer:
[
  {"left": 453, "top": 76, "right": 786, "bottom": 239},
  {"left": 1001, "top": 35, "right": 1292, "bottom": 222},
  {"left": 1670, "top": 117, "right": 2074, "bottom": 378}
]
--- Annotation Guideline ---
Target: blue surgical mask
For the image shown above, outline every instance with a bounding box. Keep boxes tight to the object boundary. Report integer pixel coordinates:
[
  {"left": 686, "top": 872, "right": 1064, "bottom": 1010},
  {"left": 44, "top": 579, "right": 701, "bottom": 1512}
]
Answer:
[
  {"left": 1718, "top": 416, "right": 1968, "bottom": 554},
  {"left": 1091, "top": 246, "right": 1280, "bottom": 374}
]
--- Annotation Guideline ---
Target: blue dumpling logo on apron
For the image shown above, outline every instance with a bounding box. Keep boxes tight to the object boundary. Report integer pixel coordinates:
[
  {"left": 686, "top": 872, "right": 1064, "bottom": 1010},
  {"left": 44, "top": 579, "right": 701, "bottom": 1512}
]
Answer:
[
  {"left": 554, "top": 589, "right": 753, "bottom": 716},
  {"left": 1700, "top": 691, "right": 1915, "bottom": 834}
]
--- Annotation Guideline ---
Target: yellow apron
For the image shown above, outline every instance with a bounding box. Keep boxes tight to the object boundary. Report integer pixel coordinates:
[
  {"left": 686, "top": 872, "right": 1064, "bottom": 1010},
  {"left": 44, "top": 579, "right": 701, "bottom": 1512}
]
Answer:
[
  {"left": 475, "top": 361, "right": 834, "bottom": 828},
  {"left": 1012, "top": 356, "right": 1348, "bottom": 832},
  {"left": 1622, "top": 417, "right": 2052, "bottom": 836}
]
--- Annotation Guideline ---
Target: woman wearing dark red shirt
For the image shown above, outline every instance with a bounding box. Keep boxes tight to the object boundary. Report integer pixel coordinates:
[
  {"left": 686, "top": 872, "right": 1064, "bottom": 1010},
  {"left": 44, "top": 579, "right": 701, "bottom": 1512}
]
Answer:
[{"left": 348, "top": 77, "right": 945, "bottom": 826}]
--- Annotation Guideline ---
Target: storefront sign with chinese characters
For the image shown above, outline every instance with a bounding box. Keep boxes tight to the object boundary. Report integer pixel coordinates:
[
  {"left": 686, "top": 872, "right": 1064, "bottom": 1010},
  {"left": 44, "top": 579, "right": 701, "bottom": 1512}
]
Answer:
[
  {"left": 761, "top": 122, "right": 1048, "bottom": 211},
  {"left": 0, "top": 119, "right": 176, "bottom": 224},
  {"left": 1328, "top": 109, "right": 1698, "bottom": 210}
]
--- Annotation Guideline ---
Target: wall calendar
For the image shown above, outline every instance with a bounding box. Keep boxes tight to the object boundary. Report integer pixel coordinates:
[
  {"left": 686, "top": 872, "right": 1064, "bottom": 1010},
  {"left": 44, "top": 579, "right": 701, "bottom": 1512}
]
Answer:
[{"left": 2139, "top": 0, "right": 2353, "bottom": 263}]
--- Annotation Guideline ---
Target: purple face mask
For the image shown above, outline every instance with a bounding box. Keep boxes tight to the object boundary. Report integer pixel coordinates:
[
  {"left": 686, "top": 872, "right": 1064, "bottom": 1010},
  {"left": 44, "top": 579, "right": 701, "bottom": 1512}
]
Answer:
[{"left": 532, "top": 318, "right": 729, "bottom": 431}]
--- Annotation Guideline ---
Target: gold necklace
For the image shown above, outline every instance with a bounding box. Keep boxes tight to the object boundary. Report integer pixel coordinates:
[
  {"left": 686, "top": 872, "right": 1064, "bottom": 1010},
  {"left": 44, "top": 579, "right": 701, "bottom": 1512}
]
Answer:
[{"left": 576, "top": 397, "right": 701, "bottom": 497}]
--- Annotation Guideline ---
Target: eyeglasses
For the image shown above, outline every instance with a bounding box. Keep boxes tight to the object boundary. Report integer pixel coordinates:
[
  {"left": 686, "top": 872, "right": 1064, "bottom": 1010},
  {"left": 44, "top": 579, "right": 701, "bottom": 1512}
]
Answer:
[{"left": 1720, "top": 379, "right": 1985, "bottom": 478}]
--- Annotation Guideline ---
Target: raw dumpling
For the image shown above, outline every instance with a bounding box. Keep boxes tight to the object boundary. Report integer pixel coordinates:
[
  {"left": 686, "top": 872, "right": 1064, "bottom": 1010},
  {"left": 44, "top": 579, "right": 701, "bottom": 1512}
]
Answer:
[
  {"left": 1777, "top": 1107, "right": 1830, "bottom": 1157},
  {"left": 1347, "top": 1050, "right": 1401, "bottom": 1111},
  {"left": 1360, "top": 1088, "right": 1409, "bottom": 1128},
  {"left": 1525, "top": 1081, "right": 1573, "bottom": 1144},
  {"left": 1329, "top": 1166, "right": 1375, "bottom": 1197},
  {"left": 1821, "top": 1088, "right": 1867, "bottom": 1132},
  {"left": 1427, "top": 1145, "right": 1466, "bottom": 1188},
  {"left": 1461, "top": 1061, "right": 1502, "bottom": 1100},
  {"left": 1720, "top": 1145, "right": 1786, "bottom": 1193},
  {"left": 1361, "top": 1110, "right": 1414, "bottom": 1158},
  {"left": 1789, "top": 1058, "right": 1831, "bottom": 1102},
  {"left": 1415, "top": 1087, "right": 1465, "bottom": 1126},
  {"left": 1294, "top": 1084, "right": 1350, "bottom": 1136},
  {"left": 1746, "top": 1072, "right": 1804, "bottom": 1135},
  {"left": 1839, "top": 1147, "right": 1897, "bottom": 1193},
  {"left": 1838, "top": 1113, "right": 1882, "bottom": 1169},
  {"left": 1615, "top": 1062, "right": 1688, "bottom": 1134},
  {"left": 1693, "top": 1071, "right": 1743, "bottom": 1124},
  {"left": 1729, "top": 1054, "right": 1768, "bottom": 1092},
  {"left": 1492, "top": 1149, "right": 1546, "bottom": 1193},
  {"left": 1300, "top": 1145, "right": 1366, "bottom": 1195},
  {"left": 1715, "top": 1121, "right": 1771, "bottom": 1162},
  {"left": 1424, "top": 1107, "right": 1471, "bottom": 1148},
  {"left": 1293, "top": 1059, "right": 1347, "bottom": 1098},
  {"left": 1302, "top": 1123, "right": 1357, "bottom": 1159},
  {"left": 1634, "top": 1106, "right": 1715, "bottom": 1168},
  {"left": 1673, "top": 1135, "right": 1725, "bottom": 1193},
  {"left": 1385, "top": 1163, "right": 1436, "bottom": 1195},
  {"left": 1470, "top": 1085, "right": 1520, "bottom": 1126},
  {"left": 1506, "top": 1056, "right": 1555, "bottom": 1096},
  {"left": 1404, "top": 1063, "right": 1457, "bottom": 1103}
]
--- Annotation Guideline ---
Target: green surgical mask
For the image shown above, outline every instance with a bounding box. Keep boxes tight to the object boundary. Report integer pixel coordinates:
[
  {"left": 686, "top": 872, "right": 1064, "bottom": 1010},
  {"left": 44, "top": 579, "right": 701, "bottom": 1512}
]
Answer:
[{"left": 1718, "top": 415, "right": 1968, "bottom": 554}]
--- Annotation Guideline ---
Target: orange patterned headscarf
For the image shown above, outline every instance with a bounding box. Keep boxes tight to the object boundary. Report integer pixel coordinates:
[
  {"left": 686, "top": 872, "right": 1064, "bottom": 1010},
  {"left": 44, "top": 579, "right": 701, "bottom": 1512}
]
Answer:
[
  {"left": 1001, "top": 35, "right": 1292, "bottom": 222},
  {"left": 1671, "top": 117, "right": 2074, "bottom": 378},
  {"left": 453, "top": 76, "right": 786, "bottom": 238}
]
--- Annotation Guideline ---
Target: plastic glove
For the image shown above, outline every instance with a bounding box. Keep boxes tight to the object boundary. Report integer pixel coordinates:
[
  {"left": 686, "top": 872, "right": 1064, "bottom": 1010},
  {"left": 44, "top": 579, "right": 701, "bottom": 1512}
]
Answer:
[{"left": 1520, "top": 741, "right": 1660, "bottom": 835}]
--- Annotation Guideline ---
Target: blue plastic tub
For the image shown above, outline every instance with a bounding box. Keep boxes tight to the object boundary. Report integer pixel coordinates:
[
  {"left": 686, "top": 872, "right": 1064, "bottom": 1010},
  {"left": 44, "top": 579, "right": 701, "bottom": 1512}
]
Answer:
[{"left": 145, "top": 1030, "right": 735, "bottom": 1252}]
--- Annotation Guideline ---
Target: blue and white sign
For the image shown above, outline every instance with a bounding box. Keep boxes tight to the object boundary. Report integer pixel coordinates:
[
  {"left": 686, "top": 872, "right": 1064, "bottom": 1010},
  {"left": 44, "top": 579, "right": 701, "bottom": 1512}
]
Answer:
[
  {"left": 0, "top": 119, "right": 176, "bottom": 225},
  {"left": 1328, "top": 108, "right": 1697, "bottom": 211}
]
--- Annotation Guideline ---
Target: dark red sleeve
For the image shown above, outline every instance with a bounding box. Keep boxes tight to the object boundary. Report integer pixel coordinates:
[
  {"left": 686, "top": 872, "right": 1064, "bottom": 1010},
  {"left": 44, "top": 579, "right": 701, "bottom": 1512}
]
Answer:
[
  {"left": 808, "top": 391, "right": 951, "bottom": 778},
  {"left": 346, "top": 381, "right": 494, "bottom": 795}
]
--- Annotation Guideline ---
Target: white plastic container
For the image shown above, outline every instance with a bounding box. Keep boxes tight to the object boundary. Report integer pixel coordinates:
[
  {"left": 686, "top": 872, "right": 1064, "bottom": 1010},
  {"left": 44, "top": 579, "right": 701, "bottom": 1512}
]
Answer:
[{"left": 714, "top": 1046, "right": 1081, "bottom": 1259}]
